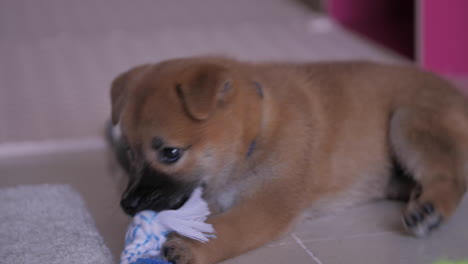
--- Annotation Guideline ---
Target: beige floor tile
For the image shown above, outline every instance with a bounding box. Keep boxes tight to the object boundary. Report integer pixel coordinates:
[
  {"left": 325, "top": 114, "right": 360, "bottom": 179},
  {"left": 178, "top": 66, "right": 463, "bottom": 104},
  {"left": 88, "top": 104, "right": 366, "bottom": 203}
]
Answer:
[
  {"left": 294, "top": 201, "right": 405, "bottom": 241},
  {"left": 220, "top": 238, "right": 317, "bottom": 264},
  {"left": 304, "top": 231, "right": 468, "bottom": 264},
  {"left": 269, "top": 233, "right": 298, "bottom": 247},
  {"left": 302, "top": 197, "right": 468, "bottom": 264}
]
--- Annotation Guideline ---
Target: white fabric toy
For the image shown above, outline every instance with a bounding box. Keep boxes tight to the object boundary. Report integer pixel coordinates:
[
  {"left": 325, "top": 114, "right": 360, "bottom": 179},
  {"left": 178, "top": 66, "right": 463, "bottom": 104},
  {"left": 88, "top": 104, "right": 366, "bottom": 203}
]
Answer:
[{"left": 121, "top": 187, "right": 215, "bottom": 264}]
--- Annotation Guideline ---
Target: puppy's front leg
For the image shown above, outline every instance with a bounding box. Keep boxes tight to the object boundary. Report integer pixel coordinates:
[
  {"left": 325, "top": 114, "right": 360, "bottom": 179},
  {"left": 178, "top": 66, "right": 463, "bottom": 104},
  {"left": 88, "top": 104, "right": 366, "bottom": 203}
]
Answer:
[{"left": 163, "top": 185, "right": 302, "bottom": 264}]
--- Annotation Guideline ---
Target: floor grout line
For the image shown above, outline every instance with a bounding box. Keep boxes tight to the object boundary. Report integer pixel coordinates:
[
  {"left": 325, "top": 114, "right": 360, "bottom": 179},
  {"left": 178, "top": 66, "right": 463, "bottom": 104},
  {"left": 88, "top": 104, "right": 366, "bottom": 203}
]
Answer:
[
  {"left": 291, "top": 233, "right": 323, "bottom": 264},
  {"left": 0, "top": 137, "right": 107, "bottom": 159},
  {"left": 299, "top": 231, "right": 395, "bottom": 244}
]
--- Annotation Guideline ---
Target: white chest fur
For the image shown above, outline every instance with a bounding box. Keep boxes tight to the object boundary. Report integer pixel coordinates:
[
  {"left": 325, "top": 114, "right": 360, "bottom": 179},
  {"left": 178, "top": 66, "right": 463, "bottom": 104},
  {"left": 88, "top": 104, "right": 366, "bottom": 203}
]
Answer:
[{"left": 216, "top": 185, "right": 239, "bottom": 212}]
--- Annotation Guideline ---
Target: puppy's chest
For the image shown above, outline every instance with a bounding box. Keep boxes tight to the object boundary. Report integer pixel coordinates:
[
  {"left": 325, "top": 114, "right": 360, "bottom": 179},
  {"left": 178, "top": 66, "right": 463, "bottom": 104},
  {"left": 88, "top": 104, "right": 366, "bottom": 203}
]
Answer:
[
  {"left": 205, "top": 182, "right": 247, "bottom": 214},
  {"left": 210, "top": 173, "right": 262, "bottom": 213},
  {"left": 214, "top": 186, "right": 239, "bottom": 213}
]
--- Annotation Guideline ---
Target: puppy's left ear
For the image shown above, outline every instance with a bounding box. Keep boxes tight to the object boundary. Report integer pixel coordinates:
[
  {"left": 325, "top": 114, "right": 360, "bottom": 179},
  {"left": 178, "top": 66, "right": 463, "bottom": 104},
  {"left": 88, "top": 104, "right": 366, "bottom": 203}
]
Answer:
[{"left": 176, "top": 64, "right": 233, "bottom": 121}]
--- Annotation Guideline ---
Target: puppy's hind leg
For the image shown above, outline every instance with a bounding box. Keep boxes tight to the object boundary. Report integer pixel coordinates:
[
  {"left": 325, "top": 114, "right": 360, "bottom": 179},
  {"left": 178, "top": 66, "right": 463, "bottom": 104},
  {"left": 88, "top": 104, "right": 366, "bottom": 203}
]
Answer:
[
  {"left": 386, "top": 159, "right": 418, "bottom": 202},
  {"left": 390, "top": 107, "right": 467, "bottom": 237}
]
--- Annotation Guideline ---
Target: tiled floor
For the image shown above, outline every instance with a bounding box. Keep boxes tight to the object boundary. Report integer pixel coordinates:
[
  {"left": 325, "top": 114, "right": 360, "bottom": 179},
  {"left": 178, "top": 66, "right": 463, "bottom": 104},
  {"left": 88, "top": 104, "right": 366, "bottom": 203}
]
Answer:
[{"left": 1, "top": 148, "right": 467, "bottom": 264}]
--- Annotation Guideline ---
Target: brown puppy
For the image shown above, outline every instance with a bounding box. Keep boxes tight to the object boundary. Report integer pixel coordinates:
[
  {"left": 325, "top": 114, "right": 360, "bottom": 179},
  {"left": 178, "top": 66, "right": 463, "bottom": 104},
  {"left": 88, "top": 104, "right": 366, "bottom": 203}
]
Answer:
[{"left": 110, "top": 56, "right": 468, "bottom": 264}]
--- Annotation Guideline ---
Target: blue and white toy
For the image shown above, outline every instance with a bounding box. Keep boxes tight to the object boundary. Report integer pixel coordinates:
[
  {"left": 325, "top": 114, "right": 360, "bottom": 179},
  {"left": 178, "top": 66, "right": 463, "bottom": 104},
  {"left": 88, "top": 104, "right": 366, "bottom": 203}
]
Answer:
[{"left": 121, "top": 188, "right": 215, "bottom": 264}]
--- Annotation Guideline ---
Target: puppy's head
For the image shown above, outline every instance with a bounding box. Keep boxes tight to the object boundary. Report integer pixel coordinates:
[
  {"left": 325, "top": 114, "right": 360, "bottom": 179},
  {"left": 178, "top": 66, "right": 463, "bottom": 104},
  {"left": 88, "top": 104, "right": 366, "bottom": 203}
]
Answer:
[{"left": 111, "top": 57, "right": 263, "bottom": 215}]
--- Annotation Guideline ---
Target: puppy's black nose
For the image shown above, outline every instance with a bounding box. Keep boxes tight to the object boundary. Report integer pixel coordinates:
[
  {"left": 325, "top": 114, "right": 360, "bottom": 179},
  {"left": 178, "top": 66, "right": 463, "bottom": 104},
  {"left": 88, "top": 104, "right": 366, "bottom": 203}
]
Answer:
[{"left": 120, "top": 196, "right": 141, "bottom": 215}]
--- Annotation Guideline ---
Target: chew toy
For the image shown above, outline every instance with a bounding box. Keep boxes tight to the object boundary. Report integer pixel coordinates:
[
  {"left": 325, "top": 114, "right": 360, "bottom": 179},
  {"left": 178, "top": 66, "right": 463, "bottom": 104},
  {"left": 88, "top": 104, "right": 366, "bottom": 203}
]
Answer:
[{"left": 120, "top": 188, "right": 215, "bottom": 264}]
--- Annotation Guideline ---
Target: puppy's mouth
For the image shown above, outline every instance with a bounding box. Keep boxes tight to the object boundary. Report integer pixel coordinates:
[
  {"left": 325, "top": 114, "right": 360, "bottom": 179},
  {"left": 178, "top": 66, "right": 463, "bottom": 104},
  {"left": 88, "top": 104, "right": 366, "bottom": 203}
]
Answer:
[
  {"left": 120, "top": 166, "right": 197, "bottom": 216},
  {"left": 169, "top": 194, "right": 191, "bottom": 210}
]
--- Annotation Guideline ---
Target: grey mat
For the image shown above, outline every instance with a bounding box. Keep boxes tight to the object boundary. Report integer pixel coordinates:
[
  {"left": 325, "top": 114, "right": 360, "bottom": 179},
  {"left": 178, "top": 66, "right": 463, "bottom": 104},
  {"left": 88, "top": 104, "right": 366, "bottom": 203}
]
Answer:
[{"left": 0, "top": 184, "right": 114, "bottom": 264}]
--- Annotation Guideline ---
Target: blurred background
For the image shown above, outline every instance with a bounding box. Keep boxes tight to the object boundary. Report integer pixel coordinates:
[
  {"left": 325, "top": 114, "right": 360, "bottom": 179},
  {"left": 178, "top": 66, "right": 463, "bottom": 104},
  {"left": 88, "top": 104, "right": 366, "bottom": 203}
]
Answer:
[
  {"left": 0, "top": 0, "right": 466, "bottom": 147},
  {"left": 0, "top": 0, "right": 398, "bottom": 147}
]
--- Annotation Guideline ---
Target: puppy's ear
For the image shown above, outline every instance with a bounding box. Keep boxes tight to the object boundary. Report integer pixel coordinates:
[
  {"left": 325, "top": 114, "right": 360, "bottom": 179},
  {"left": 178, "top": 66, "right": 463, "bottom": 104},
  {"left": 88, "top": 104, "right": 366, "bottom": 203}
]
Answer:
[
  {"left": 176, "top": 64, "right": 232, "bottom": 121},
  {"left": 110, "top": 65, "right": 149, "bottom": 125}
]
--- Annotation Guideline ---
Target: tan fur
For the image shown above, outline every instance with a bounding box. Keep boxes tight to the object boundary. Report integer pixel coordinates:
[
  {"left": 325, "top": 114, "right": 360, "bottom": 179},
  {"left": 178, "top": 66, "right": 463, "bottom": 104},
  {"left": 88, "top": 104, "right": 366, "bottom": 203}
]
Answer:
[{"left": 111, "top": 57, "right": 468, "bottom": 264}]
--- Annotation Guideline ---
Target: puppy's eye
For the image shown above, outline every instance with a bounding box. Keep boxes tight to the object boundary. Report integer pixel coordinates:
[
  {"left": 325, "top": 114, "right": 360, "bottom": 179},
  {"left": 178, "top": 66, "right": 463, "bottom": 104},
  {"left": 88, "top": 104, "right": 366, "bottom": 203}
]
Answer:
[{"left": 159, "top": 147, "right": 183, "bottom": 164}]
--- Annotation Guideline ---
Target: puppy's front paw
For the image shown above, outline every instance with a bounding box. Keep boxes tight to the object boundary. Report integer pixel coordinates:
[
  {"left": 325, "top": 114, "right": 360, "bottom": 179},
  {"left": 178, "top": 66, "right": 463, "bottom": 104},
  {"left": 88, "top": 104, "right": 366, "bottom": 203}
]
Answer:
[{"left": 163, "top": 235, "right": 197, "bottom": 264}]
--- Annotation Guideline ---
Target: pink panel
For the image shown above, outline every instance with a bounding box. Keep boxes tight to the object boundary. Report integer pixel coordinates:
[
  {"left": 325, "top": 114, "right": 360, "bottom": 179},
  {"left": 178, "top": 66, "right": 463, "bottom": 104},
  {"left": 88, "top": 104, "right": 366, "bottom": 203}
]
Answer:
[
  {"left": 421, "top": 0, "right": 468, "bottom": 75},
  {"left": 328, "top": 0, "right": 384, "bottom": 25},
  {"left": 327, "top": 0, "right": 415, "bottom": 59}
]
